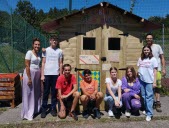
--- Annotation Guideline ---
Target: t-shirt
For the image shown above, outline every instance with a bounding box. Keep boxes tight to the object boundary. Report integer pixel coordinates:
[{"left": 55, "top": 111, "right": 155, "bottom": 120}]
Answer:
[
  {"left": 105, "top": 78, "right": 122, "bottom": 95},
  {"left": 25, "top": 50, "right": 41, "bottom": 69},
  {"left": 56, "top": 74, "right": 76, "bottom": 95},
  {"left": 137, "top": 57, "right": 158, "bottom": 83},
  {"left": 80, "top": 79, "right": 98, "bottom": 95},
  {"left": 151, "top": 44, "right": 164, "bottom": 71},
  {"left": 42, "top": 47, "right": 63, "bottom": 75}
]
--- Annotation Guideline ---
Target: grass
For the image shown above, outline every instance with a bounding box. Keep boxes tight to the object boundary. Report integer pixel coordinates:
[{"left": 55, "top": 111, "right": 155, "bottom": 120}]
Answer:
[{"left": 0, "top": 45, "right": 25, "bottom": 73}]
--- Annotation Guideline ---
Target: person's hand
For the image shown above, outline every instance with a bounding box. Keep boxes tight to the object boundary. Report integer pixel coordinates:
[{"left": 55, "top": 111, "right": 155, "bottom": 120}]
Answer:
[
  {"left": 115, "top": 100, "right": 120, "bottom": 107},
  {"left": 41, "top": 75, "right": 45, "bottom": 82},
  {"left": 153, "top": 83, "right": 157, "bottom": 88},
  {"left": 134, "top": 94, "right": 140, "bottom": 99},
  {"left": 124, "top": 89, "right": 130, "bottom": 93},
  {"left": 27, "top": 78, "right": 32, "bottom": 86},
  {"left": 42, "top": 48, "right": 46, "bottom": 52},
  {"left": 90, "top": 94, "right": 96, "bottom": 100}
]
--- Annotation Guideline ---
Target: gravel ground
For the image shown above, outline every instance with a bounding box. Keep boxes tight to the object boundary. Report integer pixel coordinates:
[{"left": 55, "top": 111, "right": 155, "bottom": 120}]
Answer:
[{"left": 0, "top": 96, "right": 169, "bottom": 127}]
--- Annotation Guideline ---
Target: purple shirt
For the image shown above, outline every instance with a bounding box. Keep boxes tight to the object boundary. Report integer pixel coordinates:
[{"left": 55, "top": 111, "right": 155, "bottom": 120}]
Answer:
[{"left": 121, "top": 77, "right": 141, "bottom": 96}]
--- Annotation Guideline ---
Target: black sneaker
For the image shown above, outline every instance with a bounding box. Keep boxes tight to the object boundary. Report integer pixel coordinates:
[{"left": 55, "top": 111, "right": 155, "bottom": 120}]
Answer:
[
  {"left": 82, "top": 109, "right": 89, "bottom": 119},
  {"left": 93, "top": 108, "right": 101, "bottom": 119},
  {"left": 69, "top": 111, "right": 78, "bottom": 121},
  {"left": 41, "top": 111, "right": 46, "bottom": 118},
  {"left": 51, "top": 109, "right": 57, "bottom": 117}
]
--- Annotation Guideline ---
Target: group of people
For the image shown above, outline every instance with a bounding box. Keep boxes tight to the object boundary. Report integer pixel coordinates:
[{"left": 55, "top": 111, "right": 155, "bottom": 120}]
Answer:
[{"left": 21, "top": 33, "right": 166, "bottom": 122}]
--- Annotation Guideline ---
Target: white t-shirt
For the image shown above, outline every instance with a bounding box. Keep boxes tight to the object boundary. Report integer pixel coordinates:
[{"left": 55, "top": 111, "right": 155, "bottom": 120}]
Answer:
[
  {"left": 42, "top": 47, "right": 63, "bottom": 75},
  {"left": 137, "top": 57, "right": 158, "bottom": 83},
  {"left": 151, "top": 44, "right": 163, "bottom": 71},
  {"left": 25, "top": 50, "right": 41, "bottom": 69},
  {"left": 105, "top": 78, "right": 122, "bottom": 95}
]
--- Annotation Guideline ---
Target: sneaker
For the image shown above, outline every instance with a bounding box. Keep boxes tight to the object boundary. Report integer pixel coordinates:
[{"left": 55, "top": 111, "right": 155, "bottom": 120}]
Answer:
[
  {"left": 50, "top": 109, "right": 57, "bottom": 117},
  {"left": 142, "top": 111, "right": 146, "bottom": 115},
  {"left": 146, "top": 116, "right": 151, "bottom": 121},
  {"left": 125, "top": 110, "right": 131, "bottom": 117},
  {"left": 69, "top": 111, "right": 78, "bottom": 121},
  {"left": 41, "top": 111, "right": 46, "bottom": 118},
  {"left": 108, "top": 110, "right": 114, "bottom": 117},
  {"left": 156, "top": 101, "right": 162, "bottom": 112},
  {"left": 93, "top": 108, "right": 101, "bottom": 119},
  {"left": 82, "top": 110, "right": 89, "bottom": 119}
]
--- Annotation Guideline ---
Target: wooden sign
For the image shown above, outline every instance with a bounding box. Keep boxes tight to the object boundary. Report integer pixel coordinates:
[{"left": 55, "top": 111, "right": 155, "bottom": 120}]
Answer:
[
  {"left": 79, "top": 55, "right": 99, "bottom": 64},
  {"left": 108, "top": 52, "right": 119, "bottom": 62}
]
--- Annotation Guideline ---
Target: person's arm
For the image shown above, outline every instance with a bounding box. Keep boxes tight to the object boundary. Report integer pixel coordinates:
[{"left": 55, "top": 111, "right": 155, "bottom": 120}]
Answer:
[
  {"left": 58, "top": 88, "right": 65, "bottom": 110},
  {"left": 25, "top": 59, "right": 32, "bottom": 85},
  {"left": 118, "top": 85, "right": 122, "bottom": 102},
  {"left": 160, "top": 54, "right": 166, "bottom": 76},
  {"left": 90, "top": 80, "right": 98, "bottom": 100},
  {"left": 153, "top": 68, "right": 157, "bottom": 88},
  {"left": 59, "top": 57, "right": 63, "bottom": 75},
  {"left": 121, "top": 77, "right": 130, "bottom": 93},
  {"left": 106, "top": 83, "right": 116, "bottom": 101},
  {"left": 41, "top": 57, "right": 46, "bottom": 82}
]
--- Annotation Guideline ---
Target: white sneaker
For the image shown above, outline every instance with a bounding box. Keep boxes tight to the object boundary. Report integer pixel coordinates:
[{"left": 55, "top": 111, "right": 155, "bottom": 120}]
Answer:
[
  {"left": 108, "top": 110, "right": 114, "bottom": 117},
  {"left": 125, "top": 111, "right": 131, "bottom": 117},
  {"left": 146, "top": 116, "right": 151, "bottom": 121},
  {"left": 142, "top": 111, "right": 146, "bottom": 115}
]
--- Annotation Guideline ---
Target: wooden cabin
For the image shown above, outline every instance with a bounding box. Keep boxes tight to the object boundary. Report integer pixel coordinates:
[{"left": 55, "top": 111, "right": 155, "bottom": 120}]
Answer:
[{"left": 42, "top": 2, "right": 161, "bottom": 109}]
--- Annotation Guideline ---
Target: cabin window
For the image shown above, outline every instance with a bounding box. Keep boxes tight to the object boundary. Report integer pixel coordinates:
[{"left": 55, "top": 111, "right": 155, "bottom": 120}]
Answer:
[
  {"left": 108, "top": 38, "right": 120, "bottom": 50},
  {"left": 83, "top": 37, "right": 96, "bottom": 50}
]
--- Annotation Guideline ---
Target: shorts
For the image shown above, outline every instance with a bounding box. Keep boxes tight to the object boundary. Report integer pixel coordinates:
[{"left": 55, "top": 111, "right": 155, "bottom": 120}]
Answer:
[
  {"left": 156, "top": 71, "right": 162, "bottom": 88},
  {"left": 58, "top": 95, "right": 73, "bottom": 112}
]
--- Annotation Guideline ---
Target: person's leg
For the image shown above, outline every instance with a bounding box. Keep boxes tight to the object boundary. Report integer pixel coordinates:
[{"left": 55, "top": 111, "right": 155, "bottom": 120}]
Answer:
[
  {"left": 122, "top": 93, "right": 132, "bottom": 111},
  {"left": 50, "top": 75, "right": 58, "bottom": 116},
  {"left": 41, "top": 75, "right": 50, "bottom": 118},
  {"left": 95, "top": 92, "right": 103, "bottom": 108},
  {"left": 154, "top": 71, "right": 162, "bottom": 112},
  {"left": 104, "top": 95, "right": 114, "bottom": 111},
  {"left": 145, "top": 83, "right": 154, "bottom": 117},
  {"left": 69, "top": 91, "right": 80, "bottom": 121},
  {"left": 131, "top": 99, "right": 141, "bottom": 112},
  {"left": 80, "top": 95, "right": 90, "bottom": 118},
  {"left": 140, "top": 79, "right": 146, "bottom": 115}
]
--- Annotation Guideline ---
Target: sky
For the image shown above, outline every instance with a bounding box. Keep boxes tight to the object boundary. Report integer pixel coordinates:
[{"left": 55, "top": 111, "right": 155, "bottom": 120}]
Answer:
[{"left": 1, "top": 0, "right": 169, "bottom": 19}]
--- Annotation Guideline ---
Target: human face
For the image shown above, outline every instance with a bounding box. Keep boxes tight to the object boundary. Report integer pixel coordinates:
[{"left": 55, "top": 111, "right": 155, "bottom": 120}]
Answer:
[
  {"left": 33, "top": 41, "right": 40, "bottom": 52},
  {"left": 84, "top": 74, "right": 92, "bottom": 82},
  {"left": 127, "top": 68, "right": 133, "bottom": 78},
  {"left": 146, "top": 35, "right": 153, "bottom": 46},
  {"left": 63, "top": 66, "right": 71, "bottom": 78},
  {"left": 143, "top": 47, "right": 150, "bottom": 57},
  {"left": 50, "top": 39, "right": 58, "bottom": 48},
  {"left": 110, "top": 69, "right": 117, "bottom": 79}
]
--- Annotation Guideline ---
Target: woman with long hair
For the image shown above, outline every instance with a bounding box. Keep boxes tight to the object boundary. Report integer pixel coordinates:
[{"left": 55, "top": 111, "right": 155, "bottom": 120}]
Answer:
[
  {"left": 137, "top": 45, "right": 158, "bottom": 121},
  {"left": 122, "top": 66, "right": 141, "bottom": 117}
]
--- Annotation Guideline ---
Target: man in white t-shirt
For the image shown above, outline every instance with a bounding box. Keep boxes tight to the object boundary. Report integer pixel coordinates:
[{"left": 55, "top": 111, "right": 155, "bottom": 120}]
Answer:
[
  {"left": 41, "top": 36, "right": 63, "bottom": 118},
  {"left": 146, "top": 33, "right": 166, "bottom": 112}
]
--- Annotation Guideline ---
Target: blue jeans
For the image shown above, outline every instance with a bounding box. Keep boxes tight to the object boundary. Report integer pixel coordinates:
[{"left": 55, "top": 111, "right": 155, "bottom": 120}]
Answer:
[
  {"left": 104, "top": 94, "right": 122, "bottom": 110},
  {"left": 139, "top": 79, "right": 154, "bottom": 117},
  {"left": 42, "top": 75, "right": 58, "bottom": 111}
]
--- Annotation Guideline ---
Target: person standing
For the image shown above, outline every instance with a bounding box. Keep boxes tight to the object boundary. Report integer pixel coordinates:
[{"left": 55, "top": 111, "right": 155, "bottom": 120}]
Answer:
[
  {"left": 104, "top": 67, "right": 122, "bottom": 117},
  {"left": 146, "top": 33, "right": 166, "bottom": 112},
  {"left": 137, "top": 45, "right": 158, "bottom": 121},
  {"left": 41, "top": 36, "right": 63, "bottom": 118},
  {"left": 122, "top": 66, "right": 141, "bottom": 117},
  {"left": 21, "top": 38, "right": 41, "bottom": 121},
  {"left": 56, "top": 64, "right": 80, "bottom": 121}
]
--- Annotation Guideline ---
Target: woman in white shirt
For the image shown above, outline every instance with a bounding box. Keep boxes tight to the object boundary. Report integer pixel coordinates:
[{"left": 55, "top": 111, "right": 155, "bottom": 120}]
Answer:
[
  {"left": 21, "top": 38, "right": 41, "bottom": 121},
  {"left": 104, "top": 67, "right": 122, "bottom": 117},
  {"left": 137, "top": 45, "right": 158, "bottom": 121}
]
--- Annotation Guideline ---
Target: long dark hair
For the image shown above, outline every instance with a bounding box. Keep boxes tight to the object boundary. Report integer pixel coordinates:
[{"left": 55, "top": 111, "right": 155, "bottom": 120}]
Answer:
[
  {"left": 125, "top": 66, "right": 136, "bottom": 83},
  {"left": 141, "top": 45, "right": 153, "bottom": 60}
]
